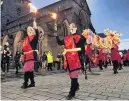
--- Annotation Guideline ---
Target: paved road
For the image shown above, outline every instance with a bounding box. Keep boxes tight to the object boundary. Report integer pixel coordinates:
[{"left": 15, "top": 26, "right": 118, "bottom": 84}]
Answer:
[
  {"left": 1, "top": 68, "right": 66, "bottom": 82},
  {"left": 1, "top": 66, "right": 129, "bottom": 100}
]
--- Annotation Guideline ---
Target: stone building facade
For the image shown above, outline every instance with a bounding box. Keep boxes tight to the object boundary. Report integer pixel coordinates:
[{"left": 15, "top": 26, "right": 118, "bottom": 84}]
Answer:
[
  {"left": 1, "top": 0, "right": 95, "bottom": 59},
  {"left": 1, "top": 0, "right": 30, "bottom": 28}
]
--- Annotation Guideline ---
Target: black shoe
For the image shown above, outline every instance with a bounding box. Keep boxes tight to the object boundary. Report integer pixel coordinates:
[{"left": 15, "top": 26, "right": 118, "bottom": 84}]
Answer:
[
  {"left": 114, "top": 71, "right": 116, "bottom": 74},
  {"left": 114, "top": 71, "right": 118, "bottom": 74},
  {"left": 21, "top": 84, "right": 28, "bottom": 89},
  {"left": 28, "top": 84, "right": 35, "bottom": 87},
  {"left": 66, "top": 94, "right": 75, "bottom": 100}
]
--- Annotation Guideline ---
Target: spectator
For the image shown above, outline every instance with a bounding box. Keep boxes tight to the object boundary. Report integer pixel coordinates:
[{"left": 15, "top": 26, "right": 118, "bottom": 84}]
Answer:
[
  {"left": 54, "top": 53, "right": 61, "bottom": 70},
  {"left": 6, "top": 47, "right": 11, "bottom": 72},
  {"left": 14, "top": 51, "right": 22, "bottom": 74},
  {"left": 40, "top": 52, "right": 47, "bottom": 74},
  {"left": 1, "top": 49, "right": 7, "bottom": 74},
  {"left": 47, "top": 51, "right": 53, "bottom": 71}
]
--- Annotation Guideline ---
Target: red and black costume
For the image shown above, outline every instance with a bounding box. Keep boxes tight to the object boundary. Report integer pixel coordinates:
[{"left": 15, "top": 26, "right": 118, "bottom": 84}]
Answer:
[
  {"left": 103, "top": 53, "right": 108, "bottom": 68},
  {"left": 22, "top": 29, "right": 39, "bottom": 63},
  {"left": 85, "top": 44, "right": 92, "bottom": 72},
  {"left": 111, "top": 45, "right": 119, "bottom": 74},
  {"left": 56, "top": 33, "right": 86, "bottom": 98},
  {"left": 98, "top": 49, "right": 103, "bottom": 70},
  {"left": 21, "top": 29, "right": 39, "bottom": 88}
]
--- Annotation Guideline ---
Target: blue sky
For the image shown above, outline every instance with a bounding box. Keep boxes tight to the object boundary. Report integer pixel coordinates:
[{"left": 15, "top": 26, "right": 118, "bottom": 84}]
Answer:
[{"left": 31, "top": 0, "right": 129, "bottom": 39}]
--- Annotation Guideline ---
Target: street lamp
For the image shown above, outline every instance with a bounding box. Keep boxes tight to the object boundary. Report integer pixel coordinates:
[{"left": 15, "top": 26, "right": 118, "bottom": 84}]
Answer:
[
  {"left": 1, "top": 1, "right": 3, "bottom": 6},
  {"left": 49, "top": 12, "right": 58, "bottom": 31},
  {"left": 49, "top": 12, "right": 57, "bottom": 20}
]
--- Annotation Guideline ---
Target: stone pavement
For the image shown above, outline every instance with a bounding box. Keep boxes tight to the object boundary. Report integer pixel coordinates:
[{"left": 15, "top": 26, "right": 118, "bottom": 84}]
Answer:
[
  {"left": 1, "top": 66, "right": 129, "bottom": 100},
  {"left": 1, "top": 68, "right": 66, "bottom": 82}
]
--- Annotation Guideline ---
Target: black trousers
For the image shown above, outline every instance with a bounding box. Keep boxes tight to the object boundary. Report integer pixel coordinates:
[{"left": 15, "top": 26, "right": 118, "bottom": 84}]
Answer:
[
  {"left": 1, "top": 60, "right": 3, "bottom": 72},
  {"left": 119, "top": 63, "right": 123, "bottom": 69},
  {"left": 99, "top": 60, "right": 103, "bottom": 70},
  {"left": 48, "top": 63, "right": 52, "bottom": 71},
  {"left": 108, "top": 59, "right": 112, "bottom": 66},
  {"left": 54, "top": 61, "right": 61, "bottom": 70},
  {"left": 103, "top": 61, "right": 108, "bottom": 68},
  {"left": 123, "top": 60, "right": 128, "bottom": 66},
  {"left": 127, "top": 60, "right": 129, "bottom": 66},
  {"left": 15, "top": 63, "right": 21, "bottom": 73},
  {"left": 6, "top": 61, "right": 9, "bottom": 72},
  {"left": 2, "top": 62, "right": 9, "bottom": 72},
  {"left": 84, "top": 55, "right": 91, "bottom": 72},
  {"left": 2, "top": 63, "right": 6, "bottom": 72},
  {"left": 112, "top": 60, "right": 119, "bottom": 73},
  {"left": 24, "top": 71, "right": 35, "bottom": 86},
  {"left": 69, "top": 78, "right": 79, "bottom": 96}
]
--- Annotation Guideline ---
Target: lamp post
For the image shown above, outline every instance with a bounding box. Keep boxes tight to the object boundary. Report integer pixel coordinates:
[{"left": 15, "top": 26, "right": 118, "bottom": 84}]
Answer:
[
  {"left": 49, "top": 12, "right": 58, "bottom": 32},
  {"left": 27, "top": 1, "right": 37, "bottom": 22}
]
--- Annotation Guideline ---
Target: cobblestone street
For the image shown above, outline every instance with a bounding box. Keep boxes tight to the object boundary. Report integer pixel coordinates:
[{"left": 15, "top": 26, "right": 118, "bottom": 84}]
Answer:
[{"left": 1, "top": 66, "right": 129, "bottom": 100}]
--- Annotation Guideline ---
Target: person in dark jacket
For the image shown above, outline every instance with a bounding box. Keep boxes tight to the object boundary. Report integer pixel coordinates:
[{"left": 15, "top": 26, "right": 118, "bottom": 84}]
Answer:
[
  {"left": 14, "top": 51, "right": 22, "bottom": 74},
  {"left": 40, "top": 52, "right": 47, "bottom": 74},
  {"left": 1, "top": 49, "right": 7, "bottom": 73},
  {"left": 54, "top": 53, "right": 62, "bottom": 70},
  {"left": 6, "top": 47, "right": 11, "bottom": 72},
  {"left": 1, "top": 45, "right": 11, "bottom": 73}
]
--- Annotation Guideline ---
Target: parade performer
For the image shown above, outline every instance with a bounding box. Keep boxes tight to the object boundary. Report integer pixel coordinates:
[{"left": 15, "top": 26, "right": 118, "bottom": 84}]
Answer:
[
  {"left": 123, "top": 51, "right": 127, "bottom": 66},
  {"left": 21, "top": 20, "right": 39, "bottom": 89},
  {"left": 126, "top": 49, "right": 129, "bottom": 66},
  {"left": 107, "top": 54, "right": 112, "bottom": 66},
  {"left": 14, "top": 51, "right": 22, "bottom": 74},
  {"left": 55, "top": 23, "right": 86, "bottom": 100},
  {"left": 118, "top": 52, "right": 123, "bottom": 70},
  {"left": 103, "top": 52, "right": 108, "bottom": 69},
  {"left": 111, "top": 44, "right": 119, "bottom": 74},
  {"left": 85, "top": 43, "right": 92, "bottom": 72},
  {"left": 98, "top": 48, "right": 103, "bottom": 70}
]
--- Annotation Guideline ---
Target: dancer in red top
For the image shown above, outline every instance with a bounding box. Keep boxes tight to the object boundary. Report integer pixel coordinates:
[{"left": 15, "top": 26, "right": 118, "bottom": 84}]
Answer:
[
  {"left": 103, "top": 53, "right": 108, "bottom": 69},
  {"left": 111, "top": 45, "right": 119, "bottom": 74},
  {"left": 98, "top": 48, "right": 103, "bottom": 70},
  {"left": 56, "top": 23, "right": 86, "bottom": 100},
  {"left": 85, "top": 43, "right": 92, "bottom": 72},
  {"left": 21, "top": 20, "right": 39, "bottom": 88}
]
